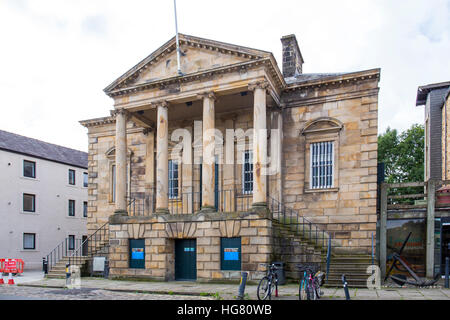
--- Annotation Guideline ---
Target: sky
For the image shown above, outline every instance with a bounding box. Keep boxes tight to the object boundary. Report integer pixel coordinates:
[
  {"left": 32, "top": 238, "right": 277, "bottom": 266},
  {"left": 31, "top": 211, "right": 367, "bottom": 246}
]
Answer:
[{"left": 0, "top": 0, "right": 449, "bottom": 152}]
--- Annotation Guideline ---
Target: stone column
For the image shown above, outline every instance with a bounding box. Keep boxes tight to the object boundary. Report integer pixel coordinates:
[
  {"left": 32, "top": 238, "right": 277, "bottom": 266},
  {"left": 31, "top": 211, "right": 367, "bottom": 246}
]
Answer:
[
  {"left": 249, "top": 81, "right": 269, "bottom": 208},
  {"left": 144, "top": 129, "right": 155, "bottom": 214},
  {"left": 114, "top": 108, "right": 128, "bottom": 214},
  {"left": 156, "top": 101, "right": 169, "bottom": 214},
  {"left": 223, "top": 116, "right": 236, "bottom": 212},
  {"left": 199, "top": 92, "right": 216, "bottom": 211}
]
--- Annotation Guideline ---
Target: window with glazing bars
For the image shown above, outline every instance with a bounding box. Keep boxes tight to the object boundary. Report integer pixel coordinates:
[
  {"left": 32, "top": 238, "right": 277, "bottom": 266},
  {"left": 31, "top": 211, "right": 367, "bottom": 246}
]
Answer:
[
  {"left": 310, "top": 141, "right": 334, "bottom": 189},
  {"left": 169, "top": 160, "right": 179, "bottom": 199},
  {"left": 243, "top": 151, "right": 253, "bottom": 194}
]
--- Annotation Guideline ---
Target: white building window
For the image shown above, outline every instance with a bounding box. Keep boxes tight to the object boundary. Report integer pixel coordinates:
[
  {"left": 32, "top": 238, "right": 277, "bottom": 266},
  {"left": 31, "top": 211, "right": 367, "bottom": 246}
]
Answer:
[
  {"left": 242, "top": 151, "right": 253, "bottom": 194},
  {"left": 310, "top": 141, "right": 334, "bottom": 189},
  {"left": 169, "top": 160, "right": 179, "bottom": 199}
]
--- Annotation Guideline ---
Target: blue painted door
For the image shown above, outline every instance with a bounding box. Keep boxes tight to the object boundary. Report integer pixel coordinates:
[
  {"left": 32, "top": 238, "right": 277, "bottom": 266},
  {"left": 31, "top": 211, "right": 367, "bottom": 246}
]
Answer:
[{"left": 175, "top": 239, "right": 197, "bottom": 280}]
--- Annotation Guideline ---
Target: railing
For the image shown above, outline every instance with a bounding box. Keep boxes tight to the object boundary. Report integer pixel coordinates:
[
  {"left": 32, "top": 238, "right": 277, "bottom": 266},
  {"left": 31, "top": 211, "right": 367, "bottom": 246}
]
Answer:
[
  {"left": 44, "top": 238, "right": 84, "bottom": 273},
  {"left": 268, "top": 196, "right": 331, "bottom": 250},
  {"left": 126, "top": 188, "right": 253, "bottom": 215},
  {"left": 68, "top": 222, "right": 109, "bottom": 267}
]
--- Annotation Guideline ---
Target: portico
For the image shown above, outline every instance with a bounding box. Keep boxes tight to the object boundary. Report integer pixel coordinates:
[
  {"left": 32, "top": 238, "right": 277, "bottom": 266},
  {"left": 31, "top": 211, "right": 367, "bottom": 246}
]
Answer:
[{"left": 107, "top": 35, "right": 283, "bottom": 216}]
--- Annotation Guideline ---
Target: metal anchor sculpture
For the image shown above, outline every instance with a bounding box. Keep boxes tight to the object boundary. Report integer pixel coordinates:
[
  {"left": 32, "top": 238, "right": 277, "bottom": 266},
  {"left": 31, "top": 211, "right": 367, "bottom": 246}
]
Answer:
[{"left": 385, "top": 232, "right": 440, "bottom": 287}]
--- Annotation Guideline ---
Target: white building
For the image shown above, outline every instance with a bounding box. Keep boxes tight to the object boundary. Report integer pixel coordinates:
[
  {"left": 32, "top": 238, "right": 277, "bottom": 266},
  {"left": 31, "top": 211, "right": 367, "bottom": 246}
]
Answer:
[{"left": 0, "top": 130, "right": 88, "bottom": 270}]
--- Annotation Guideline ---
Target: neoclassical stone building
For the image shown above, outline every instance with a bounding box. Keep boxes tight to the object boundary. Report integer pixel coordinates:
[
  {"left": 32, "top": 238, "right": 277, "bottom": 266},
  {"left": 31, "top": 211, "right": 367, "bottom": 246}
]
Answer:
[{"left": 80, "top": 34, "right": 380, "bottom": 281}]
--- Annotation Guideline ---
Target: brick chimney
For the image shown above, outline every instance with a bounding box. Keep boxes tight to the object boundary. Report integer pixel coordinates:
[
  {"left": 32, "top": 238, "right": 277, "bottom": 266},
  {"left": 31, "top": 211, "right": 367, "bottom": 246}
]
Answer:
[{"left": 281, "top": 34, "right": 304, "bottom": 78}]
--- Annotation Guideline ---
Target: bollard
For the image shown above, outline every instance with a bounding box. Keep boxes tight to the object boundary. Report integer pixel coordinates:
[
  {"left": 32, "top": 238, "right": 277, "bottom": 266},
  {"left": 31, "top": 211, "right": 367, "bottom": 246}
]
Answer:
[
  {"left": 237, "top": 272, "right": 248, "bottom": 300},
  {"left": 43, "top": 258, "right": 48, "bottom": 274},
  {"left": 342, "top": 275, "right": 350, "bottom": 300},
  {"left": 65, "top": 264, "right": 70, "bottom": 287},
  {"left": 445, "top": 257, "right": 449, "bottom": 289}
]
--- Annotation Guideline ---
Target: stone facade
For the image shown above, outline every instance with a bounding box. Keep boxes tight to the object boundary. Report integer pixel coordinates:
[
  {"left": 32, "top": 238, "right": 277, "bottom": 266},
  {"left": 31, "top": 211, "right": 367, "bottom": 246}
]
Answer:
[{"left": 80, "top": 33, "right": 380, "bottom": 281}]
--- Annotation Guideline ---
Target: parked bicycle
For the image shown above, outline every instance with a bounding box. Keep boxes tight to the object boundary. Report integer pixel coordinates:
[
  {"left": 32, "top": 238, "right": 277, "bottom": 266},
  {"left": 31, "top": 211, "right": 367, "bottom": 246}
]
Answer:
[
  {"left": 257, "top": 263, "right": 279, "bottom": 300},
  {"left": 297, "top": 263, "right": 325, "bottom": 300}
]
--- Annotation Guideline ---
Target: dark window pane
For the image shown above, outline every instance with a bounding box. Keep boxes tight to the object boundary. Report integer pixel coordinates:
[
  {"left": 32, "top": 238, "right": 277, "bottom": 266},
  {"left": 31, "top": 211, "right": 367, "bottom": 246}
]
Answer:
[
  {"left": 23, "top": 160, "right": 36, "bottom": 178},
  {"left": 83, "top": 201, "right": 88, "bottom": 217},
  {"left": 23, "top": 233, "right": 35, "bottom": 250},
  {"left": 83, "top": 172, "right": 88, "bottom": 187},
  {"left": 69, "top": 235, "right": 75, "bottom": 250},
  {"left": 69, "top": 200, "right": 75, "bottom": 216},
  {"left": 23, "top": 194, "right": 35, "bottom": 212},
  {"left": 69, "top": 169, "right": 75, "bottom": 185}
]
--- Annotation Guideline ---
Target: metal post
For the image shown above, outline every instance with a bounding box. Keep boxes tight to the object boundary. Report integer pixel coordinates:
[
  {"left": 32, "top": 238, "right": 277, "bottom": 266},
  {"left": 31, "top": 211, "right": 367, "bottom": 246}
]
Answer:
[
  {"left": 426, "top": 179, "right": 436, "bottom": 279},
  {"left": 237, "top": 272, "right": 248, "bottom": 300},
  {"left": 445, "top": 257, "right": 449, "bottom": 289},
  {"left": 380, "top": 183, "right": 388, "bottom": 282},
  {"left": 342, "top": 275, "right": 350, "bottom": 300},
  {"left": 326, "top": 237, "right": 331, "bottom": 281},
  {"left": 371, "top": 232, "right": 374, "bottom": 266},
  {"left": 42, "top": 257, "right": 48, "bottom": 274}
]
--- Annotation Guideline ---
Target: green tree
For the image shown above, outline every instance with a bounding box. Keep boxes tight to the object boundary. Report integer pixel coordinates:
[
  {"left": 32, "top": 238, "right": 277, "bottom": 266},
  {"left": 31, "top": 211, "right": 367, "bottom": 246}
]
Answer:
[{"left": 378, "top": 124, "right": 424, "bottom": 202}]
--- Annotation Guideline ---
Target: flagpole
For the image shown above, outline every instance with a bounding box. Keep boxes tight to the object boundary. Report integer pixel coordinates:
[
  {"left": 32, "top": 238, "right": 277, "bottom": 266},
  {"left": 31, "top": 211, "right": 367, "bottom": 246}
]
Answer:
[{"left": 174, "top": 0, "right": 182, "bottom": 76}]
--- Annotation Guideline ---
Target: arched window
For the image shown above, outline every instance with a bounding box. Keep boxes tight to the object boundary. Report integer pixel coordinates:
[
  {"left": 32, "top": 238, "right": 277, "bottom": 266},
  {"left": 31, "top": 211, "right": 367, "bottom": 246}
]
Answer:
[{"left": 302, "top": 117, "right": 343, "bottom": 191}]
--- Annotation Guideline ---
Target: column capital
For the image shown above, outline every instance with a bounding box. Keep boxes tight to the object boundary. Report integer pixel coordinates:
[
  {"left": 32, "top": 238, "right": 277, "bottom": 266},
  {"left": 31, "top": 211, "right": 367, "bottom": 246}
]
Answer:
[
  {"left": 197, "top": 91, "right": 216, "bottom": 101},
  {"left": 110, "top": 108, "right": 131, "bottom": 118},
  {"left": 151, "top": 100, "right": 168, "bottom": 109},
  {"left": 248, "top": 80, "right": 270, "bottom": 91}
]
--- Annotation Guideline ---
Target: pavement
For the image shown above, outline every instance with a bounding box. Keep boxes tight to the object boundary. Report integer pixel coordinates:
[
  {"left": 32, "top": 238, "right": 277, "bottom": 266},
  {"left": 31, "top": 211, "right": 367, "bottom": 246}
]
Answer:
[{"left": 1, "top": 274, "right": 449, "bottom": 300}]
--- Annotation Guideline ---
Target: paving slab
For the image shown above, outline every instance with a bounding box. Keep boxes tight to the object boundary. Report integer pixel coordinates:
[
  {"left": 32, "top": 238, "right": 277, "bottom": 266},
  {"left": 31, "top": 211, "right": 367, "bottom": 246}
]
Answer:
[{"left": 13, "top": 277, "right": 450, "bottom": 300}]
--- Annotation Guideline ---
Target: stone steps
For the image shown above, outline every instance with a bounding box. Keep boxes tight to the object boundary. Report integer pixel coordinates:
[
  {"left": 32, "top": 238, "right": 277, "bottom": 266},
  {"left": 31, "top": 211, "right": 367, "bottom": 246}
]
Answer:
[{"left": 324, "top": 254, "right": 374, "bottom": 288}]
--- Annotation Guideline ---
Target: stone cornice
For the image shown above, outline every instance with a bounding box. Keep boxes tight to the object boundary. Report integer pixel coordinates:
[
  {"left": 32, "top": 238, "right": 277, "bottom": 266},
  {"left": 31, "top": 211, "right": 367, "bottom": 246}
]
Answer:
[
  {"left": 283, "top": 68, "right": 381, "bottom": 92},
  {"left": 79, "top": 116, "right": 115, "bottom": 128},
  {"left": 283, "top": 87, "right": 380, "bottom": 108},
  {"left": 107, "top": 58, "right": 285, "bottom": 98}
]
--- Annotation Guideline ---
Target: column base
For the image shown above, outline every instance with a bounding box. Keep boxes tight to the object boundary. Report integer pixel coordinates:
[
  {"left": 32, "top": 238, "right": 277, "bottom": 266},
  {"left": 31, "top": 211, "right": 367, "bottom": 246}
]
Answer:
[
  {"left": 155, "top": 208, "right": 170, "bottom": 214},
  {"left": 251, "top": 202, "right": 270, "bottom": 217},
  {"left": 199, "top": 206, "right": 216, "bottom": 213},
  {"left": 252, "top": 202, "right": 267, "bottom": 208},
  {"left": 113, "top": 209, "right": 128, "bottom": 216}
]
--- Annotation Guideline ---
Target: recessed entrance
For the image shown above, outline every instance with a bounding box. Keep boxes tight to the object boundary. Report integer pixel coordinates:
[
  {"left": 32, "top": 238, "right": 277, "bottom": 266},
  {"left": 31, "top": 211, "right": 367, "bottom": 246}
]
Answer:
[
  {"left": 441, "top": 218, "right": 450, "bottom": 274},
  {"left": 175, "top": 239, "right": 197, "bottom": 280}
]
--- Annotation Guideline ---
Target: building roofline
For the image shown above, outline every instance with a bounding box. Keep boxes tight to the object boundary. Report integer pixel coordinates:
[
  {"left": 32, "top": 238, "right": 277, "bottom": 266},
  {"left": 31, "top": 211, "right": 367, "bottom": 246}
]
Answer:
[
  {"left": 0, "top": 130, "right": 88, "bottom": 169},
  {"left": 416, "top": 80, "right": 450, "bottom": 106}
]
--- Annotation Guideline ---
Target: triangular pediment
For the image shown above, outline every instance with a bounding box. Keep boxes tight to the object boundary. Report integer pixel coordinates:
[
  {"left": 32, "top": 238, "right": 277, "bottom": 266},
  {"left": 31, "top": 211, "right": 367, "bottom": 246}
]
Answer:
[{"left": 105, "top": 34, "right": 272, "bottom": 94}]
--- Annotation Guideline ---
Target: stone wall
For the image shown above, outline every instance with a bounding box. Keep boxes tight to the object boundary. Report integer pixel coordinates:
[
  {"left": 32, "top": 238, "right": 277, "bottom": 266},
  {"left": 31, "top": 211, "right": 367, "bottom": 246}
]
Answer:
[
  {"left": 107, "top": 211, "right": 273, "bottom": 282},
  {"left": 281, "top": 78, "right": 379, "bottom": 254}
]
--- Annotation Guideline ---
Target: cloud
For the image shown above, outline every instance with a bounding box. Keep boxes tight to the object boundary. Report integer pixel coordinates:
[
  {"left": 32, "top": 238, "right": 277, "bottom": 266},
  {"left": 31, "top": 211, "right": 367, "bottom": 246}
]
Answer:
[{"left": 0, "top": 0, "right": 449, "bottom": 152}]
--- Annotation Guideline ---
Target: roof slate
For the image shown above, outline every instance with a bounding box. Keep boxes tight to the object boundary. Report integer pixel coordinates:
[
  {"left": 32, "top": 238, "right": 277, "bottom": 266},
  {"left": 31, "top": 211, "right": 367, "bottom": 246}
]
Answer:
[
  {"left": 284, "top": 72, "right": 352, "bottom": 85},
  {"left": 0, "top": 130, "right": 88, "bottom": 169}
]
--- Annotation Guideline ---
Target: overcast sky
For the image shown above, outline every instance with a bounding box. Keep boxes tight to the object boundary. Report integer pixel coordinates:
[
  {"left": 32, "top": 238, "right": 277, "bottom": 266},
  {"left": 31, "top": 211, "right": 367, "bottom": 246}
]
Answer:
[{"left": 1, "top": 0, "right": 449, "bottom": 152}]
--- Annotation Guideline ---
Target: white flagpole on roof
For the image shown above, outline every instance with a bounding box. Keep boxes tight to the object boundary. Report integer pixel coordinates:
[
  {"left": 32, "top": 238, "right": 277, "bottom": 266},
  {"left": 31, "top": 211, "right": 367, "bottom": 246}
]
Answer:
[{"left": 174, "top": 0, "right": 183, "bottom": 76}]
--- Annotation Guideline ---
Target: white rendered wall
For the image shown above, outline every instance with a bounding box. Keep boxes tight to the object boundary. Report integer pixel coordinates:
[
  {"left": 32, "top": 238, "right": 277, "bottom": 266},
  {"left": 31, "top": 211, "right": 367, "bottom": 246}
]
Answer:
[{"left": 0, "top": 150, "right": 88, "bottom": 270}]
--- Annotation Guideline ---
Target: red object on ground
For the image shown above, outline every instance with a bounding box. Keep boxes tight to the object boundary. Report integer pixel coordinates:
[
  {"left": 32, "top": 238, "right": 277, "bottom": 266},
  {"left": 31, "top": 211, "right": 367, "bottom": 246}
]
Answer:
[
  {"left": 4, "top": 259, "right": 17, "bottom": 273},
  {"left": 0, "top": 259, "right": 4, "bottom": 285},
  {"left": 437, "top": 186, "right": 450, "bottom": 205},
  {"left": 7, "top": 273, "right": 14, "bottom": 285}
]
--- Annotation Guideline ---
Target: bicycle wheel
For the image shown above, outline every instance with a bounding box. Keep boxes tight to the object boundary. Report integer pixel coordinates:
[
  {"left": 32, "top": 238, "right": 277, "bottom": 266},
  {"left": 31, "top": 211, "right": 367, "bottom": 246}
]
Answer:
[
  {"left": 314, "top": 278, "right": 322, "bottom": 299},
  {"left": 257, "top": 276, "right": 271, "bottom": 300},
  {"left": 299, "top": 279, "right": 309, "bottom": 300}
]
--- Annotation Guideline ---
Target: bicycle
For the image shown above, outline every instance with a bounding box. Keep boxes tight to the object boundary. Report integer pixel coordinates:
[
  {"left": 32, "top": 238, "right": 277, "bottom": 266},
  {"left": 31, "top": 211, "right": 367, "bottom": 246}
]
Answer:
[
  {"left": 297, "top": 264, "right": 325, "bottom": 300},
  {"left": 257, "top": 263, "right": 278, "bottom": 300}
]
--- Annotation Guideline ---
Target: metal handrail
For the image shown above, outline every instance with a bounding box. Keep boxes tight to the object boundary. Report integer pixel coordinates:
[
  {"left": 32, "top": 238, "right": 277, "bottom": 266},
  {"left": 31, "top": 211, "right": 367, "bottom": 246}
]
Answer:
[
  {"left": 267, "top": 195, "right": 331, "bottom": 250},
  {"left": 44, "top": 237, "right": 83, "bottom": 273},
  {"left": 68, "top": 222, "right": 109, "bottom": 267}
]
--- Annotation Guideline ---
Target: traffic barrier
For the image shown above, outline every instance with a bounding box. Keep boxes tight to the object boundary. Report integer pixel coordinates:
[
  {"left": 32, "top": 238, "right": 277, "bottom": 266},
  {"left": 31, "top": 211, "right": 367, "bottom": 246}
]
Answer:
[{"left": 0, "top": 259, "right": 4, "bottom": 284}]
